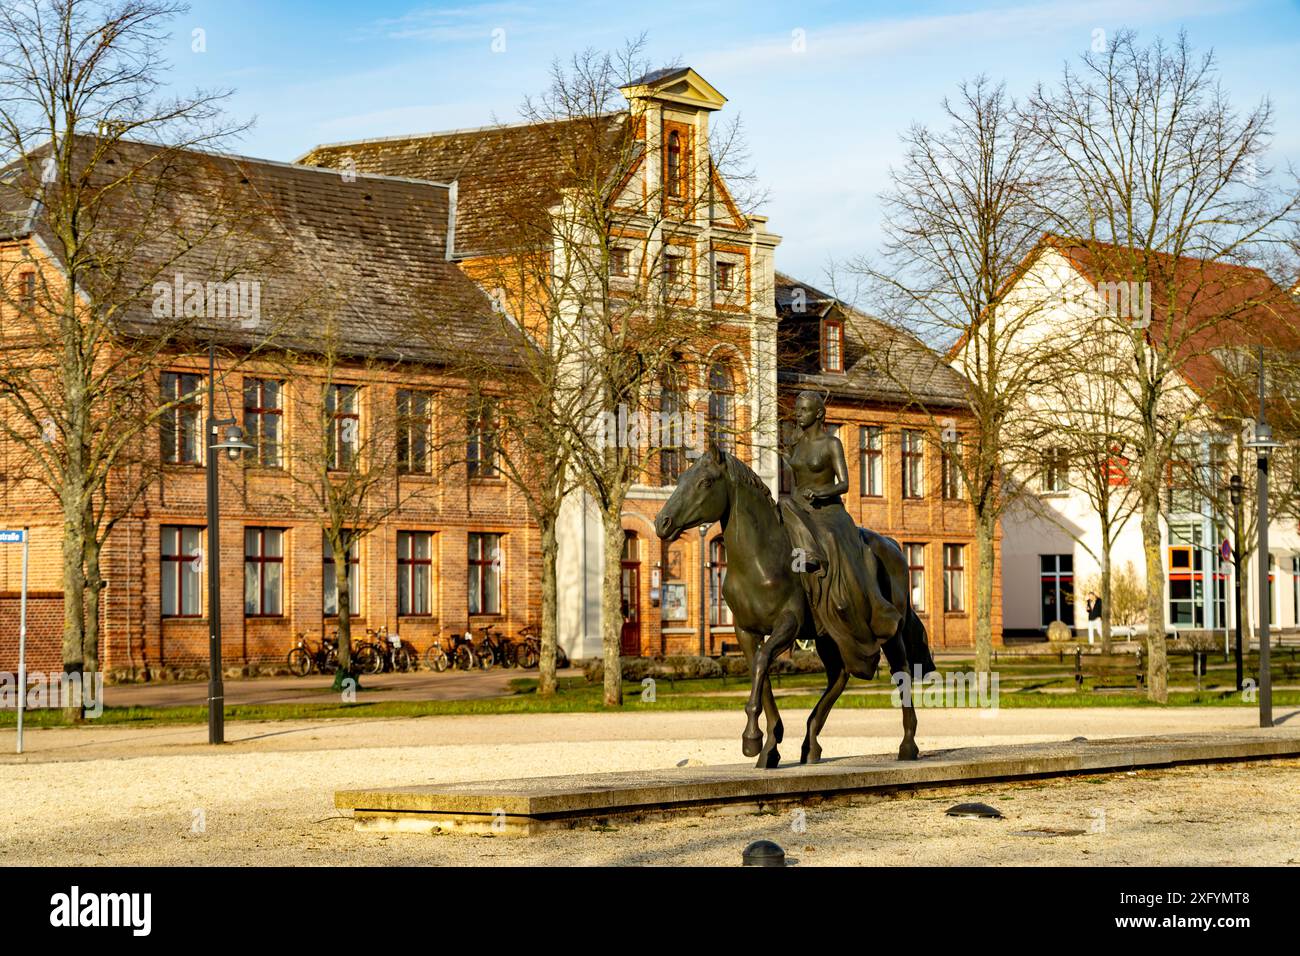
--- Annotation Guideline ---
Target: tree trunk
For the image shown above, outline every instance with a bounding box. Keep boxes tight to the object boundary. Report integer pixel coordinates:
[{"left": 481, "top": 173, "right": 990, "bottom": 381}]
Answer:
[
  {"left": 538, "top": 515, "right": 559, "bottom": 697},
  {"left": 60, "top": 494, "right": 86, "bottom": 722},
  {"left": 83, "top": 531, "right": 103, "bottom": 712},
  {"left": 974, "top": 509, "right": 996, "bottom": 675},
  {"left": 1100, "top": 541, "right": 1113, "bottom": 655},
  {"left": 1140, "top": 491, "right": 1168, "bottom": 702},
  {"left": 332, "top": 543, "right": 353, "bottom": 689},
  {"left": 601, "top": 508, "right": 624, "bottom": 707}
]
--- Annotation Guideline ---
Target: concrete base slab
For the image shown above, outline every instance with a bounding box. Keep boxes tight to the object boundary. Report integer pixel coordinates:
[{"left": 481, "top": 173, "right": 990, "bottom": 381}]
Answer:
[{"left": 335, "top": 727, "right": 1300, "bottom": 836}]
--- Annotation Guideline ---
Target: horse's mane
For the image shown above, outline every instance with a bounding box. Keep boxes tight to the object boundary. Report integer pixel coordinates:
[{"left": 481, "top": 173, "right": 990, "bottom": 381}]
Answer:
[{"left": 721, "top": 450, "right": 776, "bottom": 506}]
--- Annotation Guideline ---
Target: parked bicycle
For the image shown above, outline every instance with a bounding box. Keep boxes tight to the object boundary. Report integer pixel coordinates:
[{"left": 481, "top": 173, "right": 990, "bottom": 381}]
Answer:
[
  {"left": 423, "top": 638, "right": 451, "bottom": 672},
  {"left": 360, "top": 625, "right": 417, "bottom": 674},
  {"left": 287, "top": 631, "right": 339, "bottom": 677},
  {"left": 472, "top": 623, "right": 516, "bottom": 670},
  {"left": 424, "top": 630, "right": 480, "bottom": 671},
  {"left": 511, "top": 624, "right": 570, "bottom": 670}
]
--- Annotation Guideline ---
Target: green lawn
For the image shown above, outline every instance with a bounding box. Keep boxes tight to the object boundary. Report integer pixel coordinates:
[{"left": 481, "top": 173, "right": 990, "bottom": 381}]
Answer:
[{"left": 3, "top": 664, "right": 1297, "bottom": 728}]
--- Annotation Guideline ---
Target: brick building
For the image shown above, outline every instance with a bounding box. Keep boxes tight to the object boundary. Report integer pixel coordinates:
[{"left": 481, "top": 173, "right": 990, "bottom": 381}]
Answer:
[
  {"left": 0, "top": 68, "right": 999, "bottom": 675},
  {"left": 773, "top": 275, "right": 1000, "bottom": 649}
]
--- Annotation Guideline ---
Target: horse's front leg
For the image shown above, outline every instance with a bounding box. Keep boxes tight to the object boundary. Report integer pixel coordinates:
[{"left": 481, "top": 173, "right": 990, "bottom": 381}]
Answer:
[{"left": 744, "top": 611, "right": 798, "bottom": 761}]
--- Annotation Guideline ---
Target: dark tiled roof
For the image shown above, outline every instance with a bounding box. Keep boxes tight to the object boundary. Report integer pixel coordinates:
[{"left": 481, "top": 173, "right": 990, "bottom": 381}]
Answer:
[
  {"left": 774, "top": 271, "right": 971, "bottom": 409},
  {"left": 297, "top": 113, "right": 631, "bottom": 257},
  {"left": 4, "top": 137, "right": 514, "bottom": 368},
  {"left": 626, "top": 67, "right": 691, "bottom": 87}
]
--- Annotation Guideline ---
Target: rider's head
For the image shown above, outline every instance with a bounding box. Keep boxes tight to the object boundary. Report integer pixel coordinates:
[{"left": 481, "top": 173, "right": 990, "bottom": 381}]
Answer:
[{"left": 794, "top": 389, "right": 827, "bottom": 430}]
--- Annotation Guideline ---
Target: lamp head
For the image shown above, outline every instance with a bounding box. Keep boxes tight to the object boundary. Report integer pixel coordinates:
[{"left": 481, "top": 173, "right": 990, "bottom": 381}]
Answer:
[
  {"left": 211, "top": 424, "right": 255, "bottom": 461},
  {"left": 1246, "top": 422, "right": 1281, "bottom": 459}
]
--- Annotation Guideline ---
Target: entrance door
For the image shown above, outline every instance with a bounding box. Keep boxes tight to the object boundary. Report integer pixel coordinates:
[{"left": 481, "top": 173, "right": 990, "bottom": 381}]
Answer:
[{"left": 620, "top": 532, "right": 642, "bottom": 655}]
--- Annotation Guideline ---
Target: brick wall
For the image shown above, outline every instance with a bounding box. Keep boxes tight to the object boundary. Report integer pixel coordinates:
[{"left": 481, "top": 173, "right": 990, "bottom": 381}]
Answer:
[{"left": 0, "top": 591, "right": 63, "bottom": 672}]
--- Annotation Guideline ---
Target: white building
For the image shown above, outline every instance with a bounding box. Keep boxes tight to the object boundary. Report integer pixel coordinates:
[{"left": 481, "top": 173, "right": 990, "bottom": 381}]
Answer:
[{"left": 966, "top": 236, "right": 1300, "bottom": 641}]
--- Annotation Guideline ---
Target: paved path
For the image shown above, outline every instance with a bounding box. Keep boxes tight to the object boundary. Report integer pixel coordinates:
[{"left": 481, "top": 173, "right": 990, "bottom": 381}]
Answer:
[
  {"left": 2, "top": 707, "right": 1298, "bottom": 865},
  {"left": 4, "top": 704, "right": 1296, "bottom": 763},
  {"left": 99, "top": 667, "right": 585, "bottom": 708}
]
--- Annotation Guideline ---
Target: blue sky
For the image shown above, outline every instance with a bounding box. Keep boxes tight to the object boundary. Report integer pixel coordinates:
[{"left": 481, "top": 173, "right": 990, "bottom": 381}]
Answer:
[{"left": 168, "top": 0, "right": 1300, "bottom": 283}]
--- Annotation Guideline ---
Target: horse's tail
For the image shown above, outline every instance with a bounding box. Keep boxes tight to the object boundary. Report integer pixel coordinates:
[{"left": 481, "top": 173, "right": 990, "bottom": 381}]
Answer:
[{"left": 903, "top": 604, "right": 937, "bottom": 676}]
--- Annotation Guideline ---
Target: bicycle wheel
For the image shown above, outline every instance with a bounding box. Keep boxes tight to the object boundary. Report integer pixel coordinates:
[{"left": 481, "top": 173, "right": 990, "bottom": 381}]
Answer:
[
  {"left": 514, "top": 644, "right": 538, "bottom": 669},
  {"left": 454, "top": 645, "right": 474, "bottom": 671},
  {"left": 355, "top": 643, "right": 383, "bottom": 675},
  {"left": 499, "top": 640, "right": 517, "bottom": 668},
  {"left": 395, "top": 645, "right": 417, "bottom": 672},
  {"left": 287, "top": 648, "right": 312, "bottom": 677},
  {"left": 476, "top": 643, "right": 496, "bottom": 670}
]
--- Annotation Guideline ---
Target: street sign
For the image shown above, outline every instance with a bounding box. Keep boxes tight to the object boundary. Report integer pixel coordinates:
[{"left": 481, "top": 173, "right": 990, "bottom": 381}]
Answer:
[
  {"left": 1221, "top": 538, "right": 1232, "bottom": 562},
  {"left": 4, "top": 528, "right": 29, "bottom": 753}
]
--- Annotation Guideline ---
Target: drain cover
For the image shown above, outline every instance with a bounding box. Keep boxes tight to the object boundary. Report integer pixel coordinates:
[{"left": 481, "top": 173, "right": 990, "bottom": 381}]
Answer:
[
  {"left": 946, "top": 802, "right": 1004, "bottom": 819},
  {"left": 742, "top": 840, "right": 787, "bottom": 867}
]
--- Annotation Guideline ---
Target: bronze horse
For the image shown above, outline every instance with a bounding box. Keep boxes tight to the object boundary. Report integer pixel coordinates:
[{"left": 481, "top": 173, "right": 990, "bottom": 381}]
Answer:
[{"left": 654, "top": 442, "right": 936, "bottom": 768}]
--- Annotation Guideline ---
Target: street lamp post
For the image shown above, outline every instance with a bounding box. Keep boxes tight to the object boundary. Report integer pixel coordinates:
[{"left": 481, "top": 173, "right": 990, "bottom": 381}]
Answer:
[
  {"left": 1244, "top": 346, "right": 1280, "bottom": 729},
  {"left": 205, "top": 344, "right": 254, "bottom": 745},
  {"left": 1229, "top": 474, "right": 1243, "bottom": 691}
]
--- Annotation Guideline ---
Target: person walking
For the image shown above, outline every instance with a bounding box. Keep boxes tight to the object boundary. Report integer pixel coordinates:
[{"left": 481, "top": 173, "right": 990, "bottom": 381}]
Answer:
[{"left": 1086, "top": 591, "right": 1102, "bottom": 644}]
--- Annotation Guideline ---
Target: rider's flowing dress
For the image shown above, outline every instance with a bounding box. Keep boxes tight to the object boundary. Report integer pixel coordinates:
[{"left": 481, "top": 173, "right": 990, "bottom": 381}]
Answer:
[{"left": 780, "top": 439, "right": 903, "bottom": 656}]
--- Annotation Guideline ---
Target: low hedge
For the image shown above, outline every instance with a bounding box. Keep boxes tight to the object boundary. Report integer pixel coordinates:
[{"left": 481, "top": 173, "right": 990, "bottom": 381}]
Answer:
[{"left": 583, "top": 651, "right": 825, "bottom": 683}]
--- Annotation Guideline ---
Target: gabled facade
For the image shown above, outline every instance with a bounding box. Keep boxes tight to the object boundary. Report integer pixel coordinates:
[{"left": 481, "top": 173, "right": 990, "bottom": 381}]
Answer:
[{"left": 983, "top": 236, "right": 1300, "bottom": 639}]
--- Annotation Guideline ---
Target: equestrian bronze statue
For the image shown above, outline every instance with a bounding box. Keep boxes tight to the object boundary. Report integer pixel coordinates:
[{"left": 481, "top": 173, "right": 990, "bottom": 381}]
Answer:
[{"left": 654, "top": 389, "right": 936, "bottom": 768}]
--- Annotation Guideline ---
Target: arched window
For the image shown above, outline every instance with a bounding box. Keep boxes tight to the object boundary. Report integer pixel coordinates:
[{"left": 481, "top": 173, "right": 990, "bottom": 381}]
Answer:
[
  {"left": 659, "top": 365, "right": 686, "bottom": 485},
  {"left": 709, "top": 536, "right": 732, "bottom": 626},
  {"left": 666, "top": 131, "right": 682, "bottom": 198},
  {"left": 707, "top": 360, "right": 735, "bottom": 454}
]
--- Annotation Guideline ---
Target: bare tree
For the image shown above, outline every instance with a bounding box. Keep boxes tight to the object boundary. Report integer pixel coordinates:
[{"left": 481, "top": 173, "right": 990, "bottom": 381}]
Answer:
[
  {"left": 1027, "top": 29, "right": 1300, "bottom": 700},
  {"left": 483, "top": 45, "right": 765, "bottom": 707},
  {"left": 853, "top": 76, "right": 1060, "bottom": 675},
  {"left": 1031, "top": 319, "right": 1143, "bottom": 652},
  {"left": 0, "top": 0, "right": 260, "bottom": 716},
  {"left": 267, "top": 315, "right": 431, "bottom": 687}
]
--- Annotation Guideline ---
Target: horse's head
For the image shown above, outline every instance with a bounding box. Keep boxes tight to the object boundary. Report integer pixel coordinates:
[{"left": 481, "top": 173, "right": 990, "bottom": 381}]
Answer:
[{"left": 654, "top": 442, "right": 730, "bottom": 543}]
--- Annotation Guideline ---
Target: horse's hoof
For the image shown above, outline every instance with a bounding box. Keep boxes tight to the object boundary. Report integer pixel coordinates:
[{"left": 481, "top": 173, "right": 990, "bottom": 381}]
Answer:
[
  {"left": 898, "top": 741, "right": 920, "bottom": 761},
  {"left": 756, "top": 747, "right": 780, "bottom": 769},
  {"left": 800, "top": 744, "right": 821, "bottom": 765},
  {"left": 742, "top": 733, "right": 762, "bottom": 758}
]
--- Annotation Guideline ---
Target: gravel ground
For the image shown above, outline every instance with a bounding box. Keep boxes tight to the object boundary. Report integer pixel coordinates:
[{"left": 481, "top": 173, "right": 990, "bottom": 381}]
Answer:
[{"left": 2, "top": 707, "right": 1298, "bottom": 866}]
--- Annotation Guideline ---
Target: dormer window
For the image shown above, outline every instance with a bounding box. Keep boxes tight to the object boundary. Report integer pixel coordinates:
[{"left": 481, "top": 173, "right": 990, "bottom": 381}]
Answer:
[
  {"left": 667, "top": 131, "right": 683, "bottom": 198},
  {"left": 821, "top": 318, "right": 844, "bottom": 373}
]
